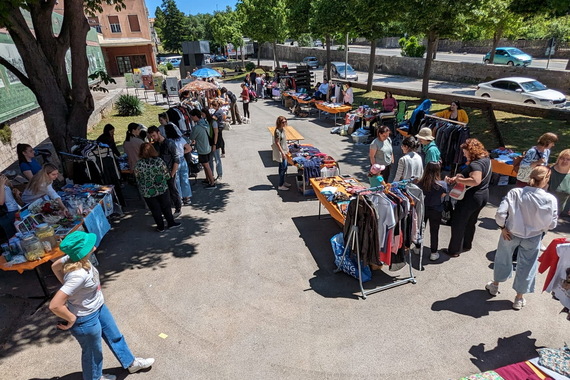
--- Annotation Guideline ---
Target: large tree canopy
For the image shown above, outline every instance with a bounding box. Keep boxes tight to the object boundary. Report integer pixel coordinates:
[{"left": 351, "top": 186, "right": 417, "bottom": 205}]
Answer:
[{"left": 0, "top": 0, "right": 124, "bottom": 153}]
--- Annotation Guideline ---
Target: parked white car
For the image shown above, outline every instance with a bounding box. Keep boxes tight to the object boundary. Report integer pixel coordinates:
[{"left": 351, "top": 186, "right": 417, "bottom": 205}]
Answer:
[{"left": 475, "top": 77, "right": 567, "bottom": 108}]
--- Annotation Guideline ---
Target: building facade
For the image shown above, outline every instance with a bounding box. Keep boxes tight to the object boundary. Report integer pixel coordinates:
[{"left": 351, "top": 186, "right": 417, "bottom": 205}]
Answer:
[{"left": 84, "top": 0, "right": 157, "bottom": 76}]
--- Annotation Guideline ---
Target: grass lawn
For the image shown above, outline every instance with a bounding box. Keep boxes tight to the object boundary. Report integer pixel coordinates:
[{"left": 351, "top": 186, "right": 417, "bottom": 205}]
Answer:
[
  {"left": 354, "top": 89, "right": 569, "bottom": 157},
  {"left": 88, "top": 103, "right": 166, "bottom": 152}
]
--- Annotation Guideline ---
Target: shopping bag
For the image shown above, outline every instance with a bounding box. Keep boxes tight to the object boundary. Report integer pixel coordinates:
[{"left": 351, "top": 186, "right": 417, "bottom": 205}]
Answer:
[
  {"left": 441, "top": 195, "right": 453, "bottom": 226},
  {"left": 330, "top": 233, "right": 372, "bottom": 282}
]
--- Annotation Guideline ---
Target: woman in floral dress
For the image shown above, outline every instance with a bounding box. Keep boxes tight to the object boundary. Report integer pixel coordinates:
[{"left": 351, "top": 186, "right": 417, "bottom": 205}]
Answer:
[{"left": 134, "top": 143, "right": 179, "bottom": 232}]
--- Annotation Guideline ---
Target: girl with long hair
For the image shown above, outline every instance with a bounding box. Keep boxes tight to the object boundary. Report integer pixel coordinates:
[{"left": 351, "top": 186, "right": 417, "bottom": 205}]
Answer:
[
  {"left": 418, "top": 162, "right": 446, "bottom": 260},
  {"left": 17, "top": 143, "right": 41, "bottom": 180},
  {"left": 123, "top": 123, "right": 144, "bottom": 172},
  {"left": 21, "top": 164, "right": 69, "bottom": 215}
]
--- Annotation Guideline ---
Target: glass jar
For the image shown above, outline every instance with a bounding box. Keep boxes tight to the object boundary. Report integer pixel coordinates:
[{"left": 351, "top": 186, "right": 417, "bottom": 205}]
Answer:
[
  {"left": 21, "top": 234, "right": 45, "bottom": 261},
  {"left": 35, "top": 223, "right": 57, "bottom": 251}
]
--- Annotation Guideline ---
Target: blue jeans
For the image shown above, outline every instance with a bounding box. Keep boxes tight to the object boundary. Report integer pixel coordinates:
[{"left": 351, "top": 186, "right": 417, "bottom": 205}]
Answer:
[
  {"left": 70, "top": 304, "right": 135, "bottom": 380},
  {"left": 208, "top": 148, "right": 223, "bottom": 178},
  {"left": 175, "top": 159, "right": 192, "bottom": 198},
  {"left": 493, "top": 234, "right": 542, "bottom": 294},
  {"left": 278, "top": 159, "right": 288, "bottom": 187}
]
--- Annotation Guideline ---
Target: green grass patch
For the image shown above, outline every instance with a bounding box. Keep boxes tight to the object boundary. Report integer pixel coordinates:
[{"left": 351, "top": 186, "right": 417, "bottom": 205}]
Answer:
[
  {"left": 353, "top": 88, "right": 569, "bottom": 156},
  {"left": 88, "top": 103, "right": 166, "bottom": 152}
]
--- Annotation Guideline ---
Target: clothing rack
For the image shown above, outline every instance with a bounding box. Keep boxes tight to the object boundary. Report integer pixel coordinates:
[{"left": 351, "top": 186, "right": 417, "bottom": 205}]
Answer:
[
  {"left": 335, "top": 178, "right": 421, "bottom": 298},
  {"left": 423, "top": 114, "right": 470, "bottom": 175}
]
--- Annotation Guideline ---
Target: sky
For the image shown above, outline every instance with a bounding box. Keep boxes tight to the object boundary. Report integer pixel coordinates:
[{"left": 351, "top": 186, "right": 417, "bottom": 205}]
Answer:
[{"left": 146, "top": 0, "right": 238, "bottom": 18}]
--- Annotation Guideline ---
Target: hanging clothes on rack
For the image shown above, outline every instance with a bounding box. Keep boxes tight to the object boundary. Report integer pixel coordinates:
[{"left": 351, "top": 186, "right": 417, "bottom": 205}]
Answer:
[{"left": 421, "top": 115, "right": 470, "bottom": 167}]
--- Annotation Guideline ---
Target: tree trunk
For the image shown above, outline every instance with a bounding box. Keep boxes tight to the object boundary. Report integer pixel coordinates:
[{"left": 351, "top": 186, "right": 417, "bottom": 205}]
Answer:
[
  {"left": 272, "top": 41, "right": 280, "bottom": 68},
  {"left": 566, "top": 59, "right": 570, "bottom": 70},
  {"left": 3, "top": 4, "right": 94, "bottom": 153},
  {"left": 489, "top": 29, "right": 503, "bottom": 64},
  {"left": 325, "top": 34, "right": 332, "bottom": 81},
  {"left": 421, "top": 30, "right": 438, "bottom": 100},
  {"left": 366, "top": 39, "right": 377, "bottom": 92},
  {"left": 257, "top": 43, "right": 261, "bottom": 67},
  {"left": 241, "top": 40, "right": 245, "bottom": 66}
]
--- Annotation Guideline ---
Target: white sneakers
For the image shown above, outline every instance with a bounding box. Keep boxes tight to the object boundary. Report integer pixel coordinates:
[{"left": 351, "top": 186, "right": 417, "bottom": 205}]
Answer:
[
  {"left": 100, "top": 375, "right": 116, "bottom": 380},
  {"left": 429, "top": 252, "right": 440, "bottom": 261},
  {"left": 277, "top": 186, "right": 289, "bottom": 191},
  {"left": 283, "top": 182, "right": 292, "bottom": 187},
  {"left": 512, "top": 297, "right": 526, "bottom": 310},
  {"left": 485, "top": 282, "right": 499, "bottom": 296},
  {"left": 129, "top": 357, "right": 155, "bottom": 374}
]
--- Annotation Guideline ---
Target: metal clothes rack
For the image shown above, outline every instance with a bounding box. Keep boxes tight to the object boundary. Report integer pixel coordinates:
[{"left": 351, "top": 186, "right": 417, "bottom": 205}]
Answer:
[{"left": 335, "top": 179, "right": 422, "bottom": 299}]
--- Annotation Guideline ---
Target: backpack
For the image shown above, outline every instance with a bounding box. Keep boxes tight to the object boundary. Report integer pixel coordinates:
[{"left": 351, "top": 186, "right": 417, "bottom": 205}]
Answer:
[
  {"left": 207, "top": 122, "right": 215, "bottom": 146},
  {"left": 227, "top": 91, "right": 237, "bottom": 103}
]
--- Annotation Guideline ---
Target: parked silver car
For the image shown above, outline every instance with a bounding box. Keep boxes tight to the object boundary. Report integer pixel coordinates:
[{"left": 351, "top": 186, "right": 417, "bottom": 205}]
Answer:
[
  {"left": 475, "top": 77, "right": 567, "bottom": 108},
  {"left": 301, "top": 56, "right": 319, "bottom": 69},
  {"left": 323, "top": 62, "right": 358, "bottom": 81}
]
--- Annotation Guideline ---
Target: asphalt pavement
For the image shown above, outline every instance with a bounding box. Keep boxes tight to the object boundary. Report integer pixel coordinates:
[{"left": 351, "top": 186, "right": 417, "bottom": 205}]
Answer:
[{"left": 0, "top": 82, "right": 569, "bottom": 379}]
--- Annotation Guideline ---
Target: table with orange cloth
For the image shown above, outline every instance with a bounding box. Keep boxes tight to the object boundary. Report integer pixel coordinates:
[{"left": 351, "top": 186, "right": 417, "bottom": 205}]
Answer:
[
  {"left": 310, "top": 176, "right": 362, "bottom": 225},
  {"left": 491, "top": 159, "right": 518, "bottom": 177},
  {"left": 315, "top": 102, "right": 353, "bottom": 124}
]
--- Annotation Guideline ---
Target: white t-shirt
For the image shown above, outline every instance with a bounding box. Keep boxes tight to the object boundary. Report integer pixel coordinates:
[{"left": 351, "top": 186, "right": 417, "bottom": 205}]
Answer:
[
  {"left": 60, "top": 256, "right": 104, "bottom": 316},
  {"left": 370, "top": 137, "right": 393, "bottom": 166},
  {"left": 344, "top": 87, "right": 354, "bottom": 104}
]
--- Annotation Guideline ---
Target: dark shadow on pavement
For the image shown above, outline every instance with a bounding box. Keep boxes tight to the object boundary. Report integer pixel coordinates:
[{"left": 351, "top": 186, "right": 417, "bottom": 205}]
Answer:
[
  {"left": 189, "top": 182, "right": 233, "bottom": 214},
  {"left": 478, "top": 217, "right": 499, "bottom": 231},
  {"left": 258, "top": 150, "right": 275, "bottom": 168},
  {"left": 265, "top": 175, "right": 317, "bottom": 203},
  {"left": 431, "top": 289, "right": 513, "bottom": 318},
  {"left": 467, "top": 331, "right": 542, "bottom": 372},
  {"left": 293, "top": 215, "right": 415, "bottom": 299},
  {"left": 30, "top": 366, "right": 129, "bottom": 380}
]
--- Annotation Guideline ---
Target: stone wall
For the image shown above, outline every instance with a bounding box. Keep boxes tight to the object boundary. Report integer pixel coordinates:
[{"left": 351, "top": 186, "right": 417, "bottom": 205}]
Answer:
[{"left": 261, "top": 44, "right": 570, "bottom": 92}]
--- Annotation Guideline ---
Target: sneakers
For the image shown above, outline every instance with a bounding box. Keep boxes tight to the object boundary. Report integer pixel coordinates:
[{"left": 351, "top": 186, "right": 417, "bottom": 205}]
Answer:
[
  {"left": 173, "top": 210, "right": 181, "bottom": 218},
  {"left": 128, "top": 357, "right": 155, "bottom": 374},
  {"left": 512, "top": 297, "right": 526, "bottom": 310},
  {"left": 205, "top": 184, "right": 217, "bottom": 189},
  {"left": 168, "top": 222, "right": 181, "bottom": 229},
  {"left": 100, "top": 375, "right": 116, "bottom": 380},
  {"left": 429, "top": 252, "right": 440, "bottom": 261},
  {"left": 156, "top": 227, "right": 165, "bottom": 233},
  {"left": 485, "top": 282, "right": 499, "bottom": 296},
  {"left": 283, "top": 182, "right": 292, "bottom": 187},
  {"left": 182, "top": 198, "right": 191, "bottom": 206},
  {"left": 277, "top": 185, "right": 289, "bottom": 191}
]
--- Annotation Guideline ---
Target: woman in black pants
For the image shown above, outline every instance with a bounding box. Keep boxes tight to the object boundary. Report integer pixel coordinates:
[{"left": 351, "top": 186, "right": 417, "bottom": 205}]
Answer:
[
  {"left": 134, "top": 143, "right": 180, "bottom": 232},
  {"left": 444, "top": 138, "right": 491, "bottom": 257},
  {"left": 240, "top": 83, "right": 250, "bottom": 119},
  {"left": 418, "top": 162, "right": 446, "bottom": 261}
]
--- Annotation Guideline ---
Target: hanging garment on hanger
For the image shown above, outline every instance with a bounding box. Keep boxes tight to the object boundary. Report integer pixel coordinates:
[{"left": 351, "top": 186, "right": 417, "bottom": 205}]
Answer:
[
  {"left": 342, "top": 196, "right": 380, "bottom": 266},
  {"left": 538, "top": 238, "right": 569, "bottom": 291}
]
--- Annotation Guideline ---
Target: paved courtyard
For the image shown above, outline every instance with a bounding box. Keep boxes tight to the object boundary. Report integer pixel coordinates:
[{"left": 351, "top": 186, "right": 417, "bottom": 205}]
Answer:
[{"left": 0, "top": 82, "right": 568, "bottom": 379}]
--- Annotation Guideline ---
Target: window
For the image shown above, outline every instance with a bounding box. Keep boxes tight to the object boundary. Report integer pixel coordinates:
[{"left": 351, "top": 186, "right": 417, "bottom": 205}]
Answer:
[
  {"left": 128, "top": 15, "right": 141, "bottom": 32},
  {"left": 116, "top": 55, "right": 148, "bottom": 75},
  {"left": 88, "top": 17, "right": 102, "bottom": 33},
  {"left": 108, "top": 16, "right": 121, "bottom": 33},
  {"left": 491, "top": 81, "right": 510, "bottom": 90}
]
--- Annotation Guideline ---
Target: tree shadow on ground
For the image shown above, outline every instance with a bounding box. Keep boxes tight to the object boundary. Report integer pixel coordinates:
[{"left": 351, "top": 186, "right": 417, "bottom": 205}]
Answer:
[
  {"left": 431, "top": 289, "right": 512, "bottom": 318},
  {"left": 467, "top": 330, "right": 542, "bottom": 372},
  {"left": 293, "top": 215, "right": 413, "bottom": 299},
  {"left": 189, "top": 182, "right": 233, "bottom": 214},
  {"left": 0, "top": 196, "right": 209, "bottom": 361}
]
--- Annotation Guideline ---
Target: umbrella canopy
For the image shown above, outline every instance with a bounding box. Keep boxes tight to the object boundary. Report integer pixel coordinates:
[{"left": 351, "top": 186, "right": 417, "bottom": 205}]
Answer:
[
  {"left": 192, "top": 67, "right": 222, "bottom": 78},
  {"left": 179, "top": 80, "right": 218, "bottom": 92}
]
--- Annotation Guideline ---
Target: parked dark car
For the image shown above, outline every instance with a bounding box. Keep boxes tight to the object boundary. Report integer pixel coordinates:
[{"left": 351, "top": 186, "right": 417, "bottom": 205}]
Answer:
[{"left": 213, "top": 55, "right": 228, "bottom": 62}]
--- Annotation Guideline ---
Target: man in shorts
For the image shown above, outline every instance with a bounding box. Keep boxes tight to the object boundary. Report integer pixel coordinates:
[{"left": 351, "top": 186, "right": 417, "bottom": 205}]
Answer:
[{"left": 189, "top": 109, "right": 216, "bottom": 189}]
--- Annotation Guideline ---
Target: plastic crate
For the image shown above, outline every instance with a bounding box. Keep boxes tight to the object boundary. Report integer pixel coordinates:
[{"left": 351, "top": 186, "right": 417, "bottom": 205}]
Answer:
[{"left": 350, "top": 133, "right": 369, "bottom": 144}]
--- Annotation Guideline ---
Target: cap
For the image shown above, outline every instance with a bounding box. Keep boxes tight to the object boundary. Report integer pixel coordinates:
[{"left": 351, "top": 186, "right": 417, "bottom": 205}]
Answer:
[
  {"left": 417, "top": 127, "right": 435, "bottom": 141},
  {"left": 370, "top": 164, "right": 385, "bottom": 175},
  {"left": 60, "top": 231, "right": 97, "bottom": 262}
]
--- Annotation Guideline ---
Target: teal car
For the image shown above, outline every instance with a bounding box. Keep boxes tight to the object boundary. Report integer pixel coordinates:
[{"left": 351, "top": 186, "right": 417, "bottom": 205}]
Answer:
[{"left": 483, "top": 47, "right": 532, "bottom": 66}]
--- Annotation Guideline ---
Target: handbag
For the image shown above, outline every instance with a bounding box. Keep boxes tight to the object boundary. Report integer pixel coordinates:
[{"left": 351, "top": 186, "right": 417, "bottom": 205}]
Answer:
[
  {"left": 516, "top": 165, "right": 533, "bottom": 183},
  {"left": 441, "top": 195, "right": 453, "bottom": 226},
  {"left": 449, "top": 159, "right": 492, "bottom": 200}
]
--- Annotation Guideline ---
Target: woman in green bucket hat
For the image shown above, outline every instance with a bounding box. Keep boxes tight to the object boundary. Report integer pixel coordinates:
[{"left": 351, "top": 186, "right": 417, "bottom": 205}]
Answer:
[{"left": 49, "top": 231, "right": 154, "bottom": 380}]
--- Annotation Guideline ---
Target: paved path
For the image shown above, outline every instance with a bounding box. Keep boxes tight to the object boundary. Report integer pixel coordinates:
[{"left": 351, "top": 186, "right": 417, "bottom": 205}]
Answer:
[{"left": 0, "top": 83, "right": 568, "bottom": 379}]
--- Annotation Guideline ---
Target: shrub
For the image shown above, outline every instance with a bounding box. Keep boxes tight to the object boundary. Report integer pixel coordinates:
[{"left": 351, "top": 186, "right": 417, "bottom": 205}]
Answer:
[
  {"left": 297, "top": 33, "right": 313, "bottom": 47},
  {"left": 0, "top": 123, "right": 11, "bottom": 144},
  {"left": 166, "top": 62, "right": 173, "bottom": 70},
  {"left": 158, "top": 64, "right": 168, "bottom": 75},
  {"left": 115, "top": 94, "right": 144, "bottom": 116},
  {"left": 245, "top": 61, "right": 256, "bottom": 71},
  {"left": 399, "top": 36, "right": 426, "bottom": 58}
]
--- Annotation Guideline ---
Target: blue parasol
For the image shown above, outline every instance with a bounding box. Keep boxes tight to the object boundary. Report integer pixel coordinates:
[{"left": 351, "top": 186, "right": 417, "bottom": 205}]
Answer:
[{"left": 192, "top": 68, "right": 222, "bottom": 78}]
